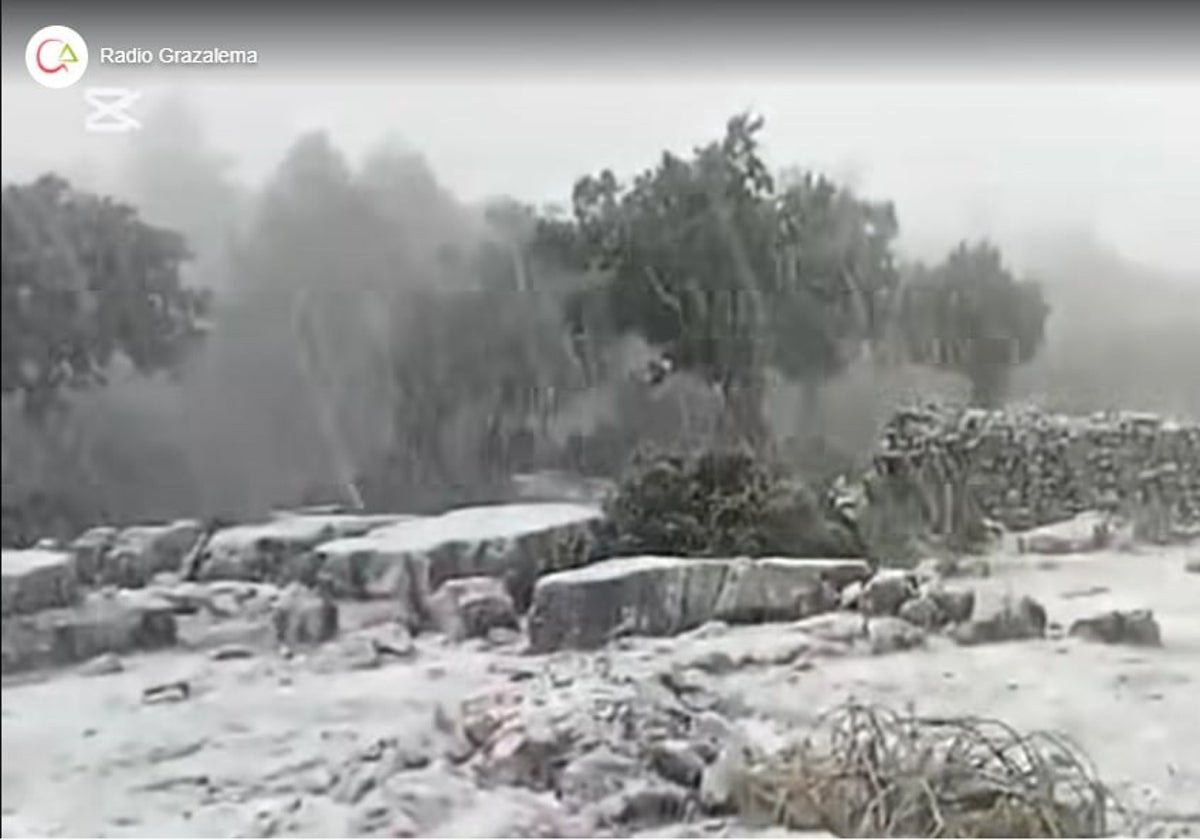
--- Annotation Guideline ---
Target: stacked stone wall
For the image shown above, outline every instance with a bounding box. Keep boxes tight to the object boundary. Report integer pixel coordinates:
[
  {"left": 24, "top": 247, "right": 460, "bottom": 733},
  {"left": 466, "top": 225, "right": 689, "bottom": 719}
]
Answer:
[{"left": 871, "top": 406, "right": 1200, "bottom": 536}]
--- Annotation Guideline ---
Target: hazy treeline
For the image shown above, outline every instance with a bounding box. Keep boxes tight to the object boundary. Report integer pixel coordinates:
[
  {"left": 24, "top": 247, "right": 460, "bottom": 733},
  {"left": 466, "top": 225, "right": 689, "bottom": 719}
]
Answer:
[{"left": 2, "top": 94, "right": 1198, "bottom": 543}]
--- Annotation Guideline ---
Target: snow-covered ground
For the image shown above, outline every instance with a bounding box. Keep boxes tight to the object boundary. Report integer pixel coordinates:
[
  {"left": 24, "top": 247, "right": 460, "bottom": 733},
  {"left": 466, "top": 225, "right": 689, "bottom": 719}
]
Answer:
[{"left": 2, "top": 544, "right": 1197, "bottom": 838}]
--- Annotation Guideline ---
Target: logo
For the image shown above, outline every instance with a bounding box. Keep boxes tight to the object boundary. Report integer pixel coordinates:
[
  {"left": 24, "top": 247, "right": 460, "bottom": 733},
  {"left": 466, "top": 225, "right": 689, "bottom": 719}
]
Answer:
[
  {"left": 83, "top": 88, "right": 142, "bottom": 133},
  {"left": 26, "top": 25, "right": 89, "bottom": 88}
]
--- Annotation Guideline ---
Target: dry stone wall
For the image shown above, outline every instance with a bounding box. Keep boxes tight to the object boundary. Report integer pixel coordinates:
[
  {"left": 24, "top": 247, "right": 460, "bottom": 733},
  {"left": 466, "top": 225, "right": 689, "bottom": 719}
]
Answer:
[{"left": 870, "top": 405, "right": 1200, "bottom": 536}]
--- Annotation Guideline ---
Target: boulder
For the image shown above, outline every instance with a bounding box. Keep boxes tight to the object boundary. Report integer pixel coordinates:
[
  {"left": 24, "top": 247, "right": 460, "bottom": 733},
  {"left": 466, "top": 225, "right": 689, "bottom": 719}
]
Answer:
[
  {"left": 1017, "top": 511, "right": 1112, "bottom": 555},
  {"left": 927, "top": 585, "right": 976, "bottom": 624},
  {"left": 272, "top": 583, "right": 338, "bottom": 647},
  {"left": 314, "top": 503, "right": 604, "bottom": 612},
  {"left": 98, "top": 520, "right": 204, "bottom": 588},
  {"left": 2, "top": 589, "right": 177, "bottom": 673},
  {"left": 68, "top": 526, "right": 119, "bottom": 585},
  {"left": 527, "top": 556, "right": 870, "bottom": 654},
  {"left": 427, "top": 576, "right": 519, "bottom": 642},
  {"left": 861, "top": 569, "right": 919, "bottom": 616},
  {"left": 867, "top": 616, "right": 926, "bottom": 654},
  {"left": 196, "top": 514, "right": 406, "bottom": 583},
  {"left": 1069, "top": 609, "right": 1163, "bottom": 646},
  {"left": 951, "top": 595, "right": 1047, "bottom": 646},
  {"left": 897, "top": 595, "right": 942, "bottom": 629},
  {"left": 2, "top": 548, "right": 79, "bottom": 617},
  {"left": 646, "top": 739, "right": 706, "bottom": 789}
]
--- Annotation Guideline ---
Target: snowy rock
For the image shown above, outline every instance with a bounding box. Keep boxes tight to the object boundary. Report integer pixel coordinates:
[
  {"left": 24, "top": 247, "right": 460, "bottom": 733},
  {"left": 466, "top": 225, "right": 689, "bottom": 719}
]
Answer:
[
  {"left": 1069, "top": 609, "right": 1163, "bottom": 646},
  {"left": 427, "top": 576, "right": 519, "bottom": 642},
  {"left": 68, "top": 526, "right": 119, "bottom": 585},
  {"left": 2, "top": 548, "right": 79, "bottom": 616},
  {"left": 699, "top": 741, "right": 750, "bottom": 812},
  {"left": 271, "top": 583, "right": 338, "bottom": 647},
  {"left": 927, "top": 585, "right": 976, "bottom": 624},
  {"left": 1017, "top": 511, "right": 1112, "bottom": 555},
  {"left": 314, "top": 503, "right": 603, "bottom": 613},
  {"left": 527, "top": 556, "right": 870, "bottom": 653},
  {"left": 710, "top": 558, "right": 867, "bottom": 623},
  {"left": 2, "top": 589, "right": 177, "bottom": 673},
  {"left": 79, "top": 652, "right": 124, "bottom": 675},
  {"left": 98, "top": 520, "right": 204, "bottom": 588},
  {"left": 861, "top": 569, "right": 919, "bottom": 616},
  {"left": 897, "top": 594, "right": 942, "bottom": 629},
  {"left": 951, "top": 595, "right": 1047, "bottom": 646},
  {"left": 647, "top": 739, "right": 706, "bottom": 788},
  {"left": 196, "top": 514, "right": 406, "bottom": 584},
  {"left": 867, "top": 616, "right": 927, "bottom": 654}
]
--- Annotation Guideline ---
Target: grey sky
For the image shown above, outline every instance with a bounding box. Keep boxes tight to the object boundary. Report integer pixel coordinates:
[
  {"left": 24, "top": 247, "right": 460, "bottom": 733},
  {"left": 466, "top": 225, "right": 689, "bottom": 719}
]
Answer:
[{"left": 3, "top": 16, "right": 1198, "bottom": 274}]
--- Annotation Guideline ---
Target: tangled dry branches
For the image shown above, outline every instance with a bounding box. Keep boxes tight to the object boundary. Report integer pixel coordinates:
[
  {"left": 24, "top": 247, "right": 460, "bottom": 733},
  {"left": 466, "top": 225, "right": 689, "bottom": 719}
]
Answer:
[{"left": 735, "top": 701, "right": 1122, "bottom": 838}]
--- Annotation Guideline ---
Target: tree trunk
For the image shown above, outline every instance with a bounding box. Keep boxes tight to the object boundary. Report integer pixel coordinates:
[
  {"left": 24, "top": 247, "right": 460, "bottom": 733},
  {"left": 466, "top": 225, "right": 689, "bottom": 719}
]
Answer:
[{"left": 719, "top": 376, "right": 769, "bottom": 453}]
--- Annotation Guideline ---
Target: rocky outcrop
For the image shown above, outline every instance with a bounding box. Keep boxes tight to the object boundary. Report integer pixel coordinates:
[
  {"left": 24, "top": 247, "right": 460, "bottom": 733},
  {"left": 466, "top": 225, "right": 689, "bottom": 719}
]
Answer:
[
  {"left": 526, "top": 556, "right": 871, "bottom": 653},
  {"left": 315, "top": 503, "right": 604, "bottom": 613},
  {"left": 2, "top": 589, "right": 177, "bottom": 673},
  {"left": 2, "top": 548, "right": 79, "bottom": 617},
  {"left": 428, "top": 576, "right": 519, "bottom": 642},
  {"left": 195, "top": 514, "right": 408, "bottom": 584},
  {"left": 1069, "top": 609, "right": 1163, "bottom": 646}
]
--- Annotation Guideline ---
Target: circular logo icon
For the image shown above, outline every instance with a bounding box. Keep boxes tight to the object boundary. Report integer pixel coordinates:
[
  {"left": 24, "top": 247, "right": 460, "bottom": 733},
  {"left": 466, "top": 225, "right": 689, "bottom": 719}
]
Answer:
[{"left": 25, "top": 25, "right": 89, "bottom": 89}]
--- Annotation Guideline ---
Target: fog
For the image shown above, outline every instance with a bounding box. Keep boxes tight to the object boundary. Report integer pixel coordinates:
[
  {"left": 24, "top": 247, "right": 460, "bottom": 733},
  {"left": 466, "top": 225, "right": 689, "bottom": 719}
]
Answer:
[
  {"left": 3, "top": 77, "right": 1199, "bottom": 274},
  {"left": 3, "top": 15, "right": 1200, "bottom": 540}
]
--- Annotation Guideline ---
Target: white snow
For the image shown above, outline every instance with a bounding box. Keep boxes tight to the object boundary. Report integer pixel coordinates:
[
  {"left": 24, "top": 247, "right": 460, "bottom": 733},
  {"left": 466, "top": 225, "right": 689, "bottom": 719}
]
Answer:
[
  {"left": 316, "top": 503, "right": 601, "bottom": 557},
  {"left": 1, "top": 548, "right": 73, "bottom": 577}
]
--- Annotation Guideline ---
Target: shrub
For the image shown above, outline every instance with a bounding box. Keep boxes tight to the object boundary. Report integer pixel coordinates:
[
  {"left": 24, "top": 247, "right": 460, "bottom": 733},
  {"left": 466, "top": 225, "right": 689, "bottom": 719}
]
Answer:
[
  {"left": 735, "top": 701, "right": 1120, "bottom": 838},
  {"left": 600, "top": 447, "right": 862, "bottom": 559}
]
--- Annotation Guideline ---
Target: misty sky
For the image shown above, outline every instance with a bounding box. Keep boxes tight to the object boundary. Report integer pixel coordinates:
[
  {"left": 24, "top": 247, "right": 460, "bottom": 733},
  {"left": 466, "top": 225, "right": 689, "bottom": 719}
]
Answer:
[{"left": 3, "top": 8, "right": 1199, "bottom": 275}]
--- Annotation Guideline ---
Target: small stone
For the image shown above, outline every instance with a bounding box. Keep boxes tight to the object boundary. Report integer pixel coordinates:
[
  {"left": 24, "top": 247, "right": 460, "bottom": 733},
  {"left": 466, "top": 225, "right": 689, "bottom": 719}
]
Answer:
[
  {"left": 210, "top": 645, "right": 255, "bottom": 661},
  {"left": 79, "top": 652, "right": 124, "bottom": 676},
  {"left": 647, "top": 739, "right": 705, "bottom": 788},
  {"left": 428, "top": 576, "right": 519, "bottom": 642},
  {"left": 699, "top": 741, "right": 749, "bottom": 813}
]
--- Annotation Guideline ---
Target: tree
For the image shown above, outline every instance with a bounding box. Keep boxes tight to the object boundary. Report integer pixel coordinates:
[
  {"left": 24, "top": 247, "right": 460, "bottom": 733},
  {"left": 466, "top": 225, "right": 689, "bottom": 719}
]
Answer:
[
  {"left": 540, "top": 114, "right": 899, "bottom": 448},
  {"left": 898, "top": 241, "right": 1050, "bottom": 408},
  {"left": 1, "top": 174, "right": 209, "bottom": 416}
]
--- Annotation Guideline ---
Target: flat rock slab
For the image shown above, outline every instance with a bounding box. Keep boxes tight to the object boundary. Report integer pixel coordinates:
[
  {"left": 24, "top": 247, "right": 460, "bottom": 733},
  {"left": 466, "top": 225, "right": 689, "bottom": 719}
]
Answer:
[
  {"left": 315, "top": 503, "right": 603, "bottom": 614},
  {"left": 527, "top": 556, "right": 872, "bottom": 653},
  {"left": 2, "top": 589, "right": 177, "bottom": 674},
  {"left": 1017, "top": 511, "right": 1112, "bottom": 555},
  {"left": 1, "top": 549, "right": 79, "bottom": 617},
  {"left": 97, "top": 521, "right": 204, "bottom": 588},
  {"left": 196, "top": 514, "right": 411, "bottom": 583}
]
